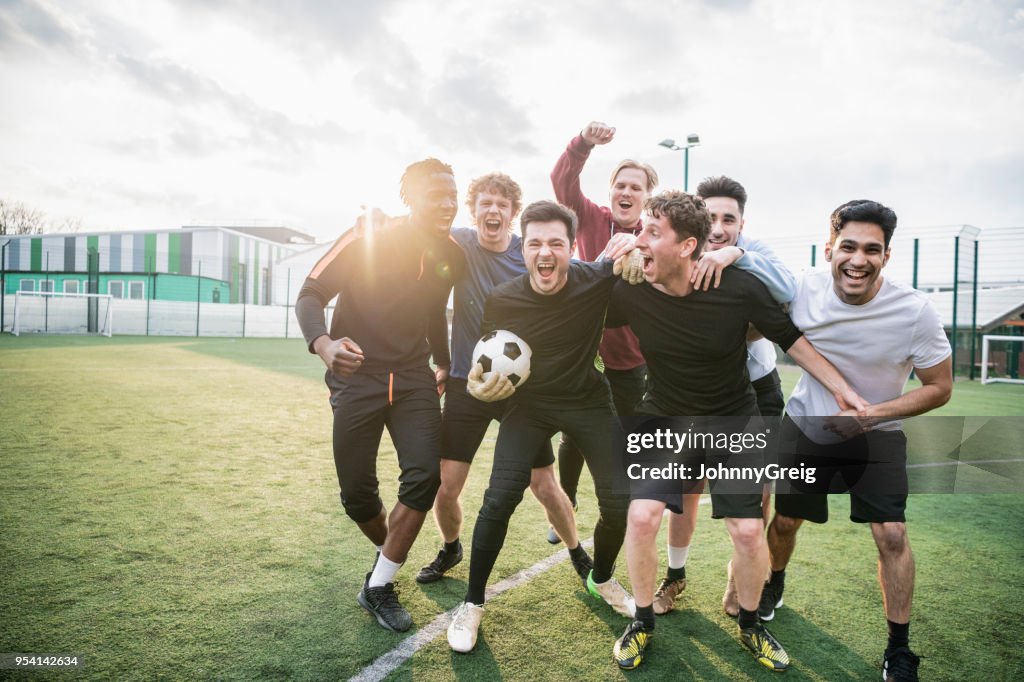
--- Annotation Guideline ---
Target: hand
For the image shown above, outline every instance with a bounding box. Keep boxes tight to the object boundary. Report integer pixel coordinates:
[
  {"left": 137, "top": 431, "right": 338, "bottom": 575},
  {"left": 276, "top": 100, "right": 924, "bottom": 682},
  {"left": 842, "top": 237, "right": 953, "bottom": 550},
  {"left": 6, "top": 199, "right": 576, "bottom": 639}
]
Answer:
[
  {"left": 351, "top": 207, "right": 388, "bottom": 235},
  {"left": 435, "top": 365, "right": 449, "bottom": 397},
  {"left": 466, "top": 363, "right": 515, "bottom": 403},
  {"left": 833, "top": 386, "right": 867, "bottom": 414},
  {"left": 613, "top": 248, "right": 645, "bottom": 285},
  {"left": 581, "top": 121, "right": 615, "bottom": 146},
  {"left": 316, "top": 336, "right": 365, "bottom": 376},
  {"left": 599, "top": 232, "right": 637, "bottom": 261},
  {"left": 690, "top": 246, "right": 742, "bottom": 291},
  {"left": 823, "top": 409, "right": 873, "bottom": 439}
]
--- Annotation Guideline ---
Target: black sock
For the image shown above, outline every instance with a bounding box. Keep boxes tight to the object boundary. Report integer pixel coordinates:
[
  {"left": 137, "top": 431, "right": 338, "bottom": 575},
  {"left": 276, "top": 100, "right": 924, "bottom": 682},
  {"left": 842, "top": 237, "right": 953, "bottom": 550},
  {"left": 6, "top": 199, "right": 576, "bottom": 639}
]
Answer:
[
  {"left": 636, "top": 604, "right": 655, "bottom": 631},
  {"left": 738, "top": 607, "right": 759, "bottom": 630},
  {"left": 887, "top": 620, "right": 909, "bottom": 651},
  {"left": 444, "top": 539, "right": 461, "bottom": 555},
  {"left": 568, "top": 544, "right": 587, "bottom": 562},
  {"left": 667, "top": 565, "right": 686, "bottom": 582},
  {"left": 769, "top": 569, "right": 785, "bottom": 587},
  {"left": 590, "top": 520, "right": 622, "bottom": 583}
]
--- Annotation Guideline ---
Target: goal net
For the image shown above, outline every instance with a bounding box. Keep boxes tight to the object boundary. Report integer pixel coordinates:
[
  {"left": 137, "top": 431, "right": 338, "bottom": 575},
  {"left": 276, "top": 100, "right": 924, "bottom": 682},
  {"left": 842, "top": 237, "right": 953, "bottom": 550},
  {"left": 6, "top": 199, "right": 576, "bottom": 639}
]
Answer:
[
  {"left": 980, "top": 335, "right": 1024, "bottom": 385},
  {"left": 12, "top": 291, "right": 113, "bottom": 337}
]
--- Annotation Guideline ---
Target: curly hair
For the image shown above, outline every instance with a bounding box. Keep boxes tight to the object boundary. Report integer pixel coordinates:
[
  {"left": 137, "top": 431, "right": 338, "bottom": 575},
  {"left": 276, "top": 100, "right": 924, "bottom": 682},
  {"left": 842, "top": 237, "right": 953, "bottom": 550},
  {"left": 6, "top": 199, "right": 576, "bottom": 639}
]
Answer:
[
  {"left": 829, "top": 199, "right": 897, "bottom": 248},
  {"left": 644, "top": 191, "right": 710, "bottom": 259},
  {"left": 465, "top": 172, "right": 523, "bottom": 218},
  {"left": 399, "top": 158, "right": 454, "bottom": 207}
]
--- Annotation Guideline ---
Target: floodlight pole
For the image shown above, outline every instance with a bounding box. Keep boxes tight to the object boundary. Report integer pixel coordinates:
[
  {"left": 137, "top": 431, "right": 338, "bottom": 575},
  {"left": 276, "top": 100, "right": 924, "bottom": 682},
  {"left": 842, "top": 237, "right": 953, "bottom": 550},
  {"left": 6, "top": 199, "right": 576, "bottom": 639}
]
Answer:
[
  {"left": 658, "top": 134, "right": 701, "bottom": 192},
  {"left": 1, "top": 240, "right": 9, "bottom": 334}
]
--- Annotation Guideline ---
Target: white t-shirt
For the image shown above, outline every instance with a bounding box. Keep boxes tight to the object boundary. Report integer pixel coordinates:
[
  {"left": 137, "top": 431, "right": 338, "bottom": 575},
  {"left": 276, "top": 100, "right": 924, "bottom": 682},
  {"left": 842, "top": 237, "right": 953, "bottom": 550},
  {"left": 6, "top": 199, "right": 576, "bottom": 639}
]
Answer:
[
  {"left": 786, "top": 269, "right": 951, "bottom": 442},
  {"left": 747, "top": 337, "right": 777, "bottom": 383}
]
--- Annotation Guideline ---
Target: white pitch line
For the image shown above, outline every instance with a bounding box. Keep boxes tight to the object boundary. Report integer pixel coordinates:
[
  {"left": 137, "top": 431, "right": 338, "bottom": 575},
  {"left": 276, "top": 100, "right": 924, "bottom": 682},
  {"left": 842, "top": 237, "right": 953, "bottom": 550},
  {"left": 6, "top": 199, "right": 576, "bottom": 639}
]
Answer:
[
  {"left": 907, "top": 458, "right": 1024, "bottom": 468},
  {"left": 350, "top": 497, "right": 713, "bottom": 682},
  {"left": 349, "top": 538, "right": 590, "bottom": 682}
]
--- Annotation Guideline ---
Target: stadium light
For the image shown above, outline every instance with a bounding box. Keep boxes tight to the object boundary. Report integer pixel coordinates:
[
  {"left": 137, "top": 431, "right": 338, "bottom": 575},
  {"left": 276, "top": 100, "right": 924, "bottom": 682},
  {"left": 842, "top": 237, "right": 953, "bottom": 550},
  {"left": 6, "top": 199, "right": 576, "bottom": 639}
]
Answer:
[
  {"left": 658, "top": 134, "right": 701, "bottom": 192},
  {"left": 1, "top": 239, "right": 9, "bottom": 334}
]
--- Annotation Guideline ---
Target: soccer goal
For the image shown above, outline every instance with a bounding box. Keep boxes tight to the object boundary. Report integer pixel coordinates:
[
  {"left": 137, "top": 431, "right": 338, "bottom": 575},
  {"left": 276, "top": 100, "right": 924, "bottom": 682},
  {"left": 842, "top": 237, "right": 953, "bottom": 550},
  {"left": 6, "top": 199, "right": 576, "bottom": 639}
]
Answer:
[
  {"left": 980, "top": 335, "right": 1024, "bottom": 385},
  {"left": 12, "top": 291, "right": 113, "bottom": 337}
]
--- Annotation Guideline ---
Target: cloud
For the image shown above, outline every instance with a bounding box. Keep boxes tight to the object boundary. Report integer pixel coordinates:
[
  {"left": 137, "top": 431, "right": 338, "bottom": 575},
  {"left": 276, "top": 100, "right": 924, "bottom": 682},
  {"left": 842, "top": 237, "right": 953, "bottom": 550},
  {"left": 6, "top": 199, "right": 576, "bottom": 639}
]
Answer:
[
  {"left": 167, "top": 0, "right": 403, "bottom": 58},
  {"left": 610, "top": 87, "right": 690, "bottom": 114},
  {"left": 354, "top": 50, "right": 537, "bottom": 155},
  {"left": 112, "top": 53, "right": 352, "bottom": 159},
  {"left": 0, "top": 0, "right": 83, "bottom": 55}
]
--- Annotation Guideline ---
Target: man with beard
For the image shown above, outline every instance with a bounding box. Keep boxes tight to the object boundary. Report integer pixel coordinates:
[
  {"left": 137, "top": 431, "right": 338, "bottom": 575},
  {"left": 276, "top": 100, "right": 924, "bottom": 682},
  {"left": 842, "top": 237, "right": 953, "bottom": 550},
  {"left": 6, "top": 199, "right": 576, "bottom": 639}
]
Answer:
[
  {"left": 416, "top": 173, "right": 591, "bottom": 586},
  {"left": 605, "top": 191, "right": 864, "bottom": 672},
  {"left": 765, "top": 200, "right": 952, "bottom": 682},
  {"left": 447, "top": 200, "right": 641, "bottom": 654},
  {"left": 296, "top": 158, "right": 465, "bottom": 632}
]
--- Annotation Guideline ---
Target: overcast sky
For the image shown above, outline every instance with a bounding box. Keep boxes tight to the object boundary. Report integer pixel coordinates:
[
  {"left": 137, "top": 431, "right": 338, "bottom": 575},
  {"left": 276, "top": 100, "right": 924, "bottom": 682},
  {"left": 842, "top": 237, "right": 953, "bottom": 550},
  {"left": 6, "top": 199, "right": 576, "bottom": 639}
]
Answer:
[{"left": 2, "top": 0, "right": 1022, "bottom": 243}]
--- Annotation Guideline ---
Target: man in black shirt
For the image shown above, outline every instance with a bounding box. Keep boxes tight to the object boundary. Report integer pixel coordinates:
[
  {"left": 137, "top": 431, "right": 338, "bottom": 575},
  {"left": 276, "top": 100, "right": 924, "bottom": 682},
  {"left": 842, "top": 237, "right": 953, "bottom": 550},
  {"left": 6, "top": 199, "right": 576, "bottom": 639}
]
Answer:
[
  {"left": 296, "top": 158, "right": 465, "bottom": 633},
  {"left": 447, "top": 200, "right": 638, "bottom": 654},
  {"left": 606, "top": 191, "right": 865, "bottom": 672}
]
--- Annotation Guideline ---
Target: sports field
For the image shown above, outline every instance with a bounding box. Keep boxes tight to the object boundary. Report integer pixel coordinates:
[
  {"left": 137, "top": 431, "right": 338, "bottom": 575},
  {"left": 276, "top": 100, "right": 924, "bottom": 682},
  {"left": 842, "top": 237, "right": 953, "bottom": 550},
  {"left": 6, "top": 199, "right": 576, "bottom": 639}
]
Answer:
[{"left": 1, "top": 336, "right": 1022, "bottom": 681}]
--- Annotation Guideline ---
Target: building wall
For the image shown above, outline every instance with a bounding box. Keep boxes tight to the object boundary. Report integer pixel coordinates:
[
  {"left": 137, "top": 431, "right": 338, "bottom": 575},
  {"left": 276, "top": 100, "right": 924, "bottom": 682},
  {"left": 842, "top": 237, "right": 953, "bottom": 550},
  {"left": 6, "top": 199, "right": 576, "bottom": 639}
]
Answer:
[
  {"left": 4, "top": 272, "right": 230, "bottom": 303},
  {"left": 2, "top": 228, "right": 299, "bottom": 305}
]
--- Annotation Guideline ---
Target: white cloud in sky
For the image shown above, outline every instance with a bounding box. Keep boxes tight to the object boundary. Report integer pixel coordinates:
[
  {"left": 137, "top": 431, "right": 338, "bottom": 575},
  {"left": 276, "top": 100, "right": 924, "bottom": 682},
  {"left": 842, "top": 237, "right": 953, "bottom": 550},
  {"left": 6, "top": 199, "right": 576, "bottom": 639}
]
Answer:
[{"left": 1, "top": 0, "right": 1022, "bottom": 243}]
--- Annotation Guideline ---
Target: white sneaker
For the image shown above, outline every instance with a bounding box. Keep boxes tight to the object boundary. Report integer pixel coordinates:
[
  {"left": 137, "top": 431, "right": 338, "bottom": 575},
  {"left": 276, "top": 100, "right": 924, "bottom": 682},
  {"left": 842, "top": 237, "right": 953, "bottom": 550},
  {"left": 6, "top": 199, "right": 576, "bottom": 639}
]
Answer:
[
  {"left": 447, "top": 601, "right": 484, "bottom": 653},
  {"left": 586, "top": 571, "right": 636, "bottom": 617}
]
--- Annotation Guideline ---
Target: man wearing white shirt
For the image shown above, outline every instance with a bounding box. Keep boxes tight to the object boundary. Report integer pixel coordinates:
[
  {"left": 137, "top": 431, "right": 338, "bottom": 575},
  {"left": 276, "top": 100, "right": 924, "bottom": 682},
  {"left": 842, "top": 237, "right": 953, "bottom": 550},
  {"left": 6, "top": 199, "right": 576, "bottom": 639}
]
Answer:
[{"left": 767, "top": 199, "right": 952, "bottom": 682}]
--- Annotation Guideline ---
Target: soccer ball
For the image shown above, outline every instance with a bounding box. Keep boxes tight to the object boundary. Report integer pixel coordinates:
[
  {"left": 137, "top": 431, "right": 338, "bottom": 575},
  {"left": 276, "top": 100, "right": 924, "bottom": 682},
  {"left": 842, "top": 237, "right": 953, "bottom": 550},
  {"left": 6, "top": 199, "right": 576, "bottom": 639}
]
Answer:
[{"left": 472, "top": 329, "right": 532, "bottom": 387}]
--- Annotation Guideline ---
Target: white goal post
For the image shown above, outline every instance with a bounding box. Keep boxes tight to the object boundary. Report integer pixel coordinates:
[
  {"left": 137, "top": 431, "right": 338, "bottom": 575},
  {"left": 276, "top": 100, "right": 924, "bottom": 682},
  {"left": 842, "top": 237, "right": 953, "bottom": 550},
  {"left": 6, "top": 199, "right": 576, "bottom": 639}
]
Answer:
[
  {"left": 12, "top": 291, "right": 113, "bottom": 337},
  {"left": 980, "top": 335, "right": 1024, "bottom": 385}
]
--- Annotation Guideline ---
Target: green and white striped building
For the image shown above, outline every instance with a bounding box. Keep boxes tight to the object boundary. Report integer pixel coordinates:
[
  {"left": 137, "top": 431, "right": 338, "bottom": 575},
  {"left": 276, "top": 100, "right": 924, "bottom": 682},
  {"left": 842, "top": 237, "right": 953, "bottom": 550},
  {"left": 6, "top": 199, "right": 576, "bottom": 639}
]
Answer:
[{"left": 1, "top": 226, "right": 314, "bottom": 305}]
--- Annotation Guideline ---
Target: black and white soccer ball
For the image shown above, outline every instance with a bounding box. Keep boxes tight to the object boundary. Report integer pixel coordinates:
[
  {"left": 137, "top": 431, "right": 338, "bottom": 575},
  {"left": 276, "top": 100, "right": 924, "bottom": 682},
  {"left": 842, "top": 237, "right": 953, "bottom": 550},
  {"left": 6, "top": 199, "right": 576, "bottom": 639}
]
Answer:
[{"left": 472, "top": 329, "right": 532, "bottom": 387}]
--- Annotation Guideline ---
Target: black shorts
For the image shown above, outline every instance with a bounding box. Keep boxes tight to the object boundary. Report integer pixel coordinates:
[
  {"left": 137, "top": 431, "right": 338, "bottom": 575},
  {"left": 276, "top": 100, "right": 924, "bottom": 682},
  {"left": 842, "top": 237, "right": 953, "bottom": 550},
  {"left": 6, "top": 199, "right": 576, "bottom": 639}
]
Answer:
[
  {"left": 440, "top": 378, "right": 554, "bottom": 467},
  {"left": 327, "top": 366, "right": 442, "bottom": 521},
  {"left": 752, "top": 369, "right": 784, "bottom": 418},
  {"left": 627, "top": 399, "right": 766, "bottom": 520},
  {"left": 606, "top": 365, "right": 648, "bottom": 417},
  {"left": 773, "top": 418, "right": 908, "bottom": 524}
]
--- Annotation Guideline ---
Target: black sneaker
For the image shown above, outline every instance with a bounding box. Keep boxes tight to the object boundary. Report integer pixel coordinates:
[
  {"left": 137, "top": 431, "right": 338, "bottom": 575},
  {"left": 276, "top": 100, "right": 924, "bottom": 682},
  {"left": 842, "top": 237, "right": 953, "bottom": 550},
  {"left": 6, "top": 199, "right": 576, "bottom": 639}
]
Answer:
[
  {"left": 740, "top": 622, "right": 790, "bottom": 672},
  {"left": 613, "top": 620, "right": 652, "bottom": 670},
  {"left": 415, "top": 545, "right": 463, "bottom": 584},
  {"left": 357, "top": 575, "right": 412, "bottom": 632},
  {"left": 882, "top": 646, "right": 920, "bottom": 681},
  {"left": 569, "top": 546, "right": 593, "bottom": 585},
  {"left": 758, "top": 580, "right": 784, "bottom": 622}
]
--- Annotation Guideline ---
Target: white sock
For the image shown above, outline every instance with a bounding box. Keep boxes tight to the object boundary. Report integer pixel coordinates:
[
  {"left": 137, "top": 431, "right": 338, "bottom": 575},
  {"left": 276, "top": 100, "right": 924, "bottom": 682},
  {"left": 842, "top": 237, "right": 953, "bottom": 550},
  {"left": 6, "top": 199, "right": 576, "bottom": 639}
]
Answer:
[
  {"left": 368, "top": 552, "right": 402, "bottom": 588},
  {"left": 667, "top": 545, "right": 690, "bottom": 570}
]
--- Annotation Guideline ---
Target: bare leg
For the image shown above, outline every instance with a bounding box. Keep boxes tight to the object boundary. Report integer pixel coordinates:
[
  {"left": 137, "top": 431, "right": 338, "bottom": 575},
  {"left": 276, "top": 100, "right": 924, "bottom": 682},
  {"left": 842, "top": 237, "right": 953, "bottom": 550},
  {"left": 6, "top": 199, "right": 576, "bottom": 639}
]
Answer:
[
  {"left": 529, "top": 465, "right": 579, "bottom": 547},
  {"left": 872, "top": 522, "right": 914, "bottom": 623},
  {"left": 725, "top": 517, "right": 769, "bottom": 613},
  {"left": 381, "top": 501, "right": 428, "bottom": 564},
  {"left": 626, "top": 500, "right": 666, "bottom": 609},
  {"left": 356, "top": 508, "right": 388, "bottom": 547},
  {"left": 433, "top": 459, "right": 471, "bottom": 543},
  {"left": 766, "top": 512, "right": 804, "bottom": 572}
]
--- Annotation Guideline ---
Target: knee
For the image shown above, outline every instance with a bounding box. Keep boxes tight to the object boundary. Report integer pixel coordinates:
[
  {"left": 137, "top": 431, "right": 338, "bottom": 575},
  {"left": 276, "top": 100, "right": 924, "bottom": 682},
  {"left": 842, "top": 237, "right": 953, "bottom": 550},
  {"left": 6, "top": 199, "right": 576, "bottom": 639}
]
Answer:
[
  {"left": 771, "top": 513, "right": 803, "bottom": 537},
  {"left": 627, "top": 503, "right": 662, "bottom": 539},
  {"left": 729, "top": 518, "right": 765, "bottom": 551},
  {"left": 529, "top": 469, "right": 559, "bottom": 501},
  {"left": 397, "top": 463, "right": 441, "bottom": 513},
  {"left": 872, "top": 522, "right": 908, "bottom": 556},
  {"left": 435, "top": 477, "right": 461, "bottom": 506},
  {"left": 480, "top": 485, "right": 526, "bottom": 520},
  {"left": 340, "top": 489, "right": 384, "bottom": 524}
]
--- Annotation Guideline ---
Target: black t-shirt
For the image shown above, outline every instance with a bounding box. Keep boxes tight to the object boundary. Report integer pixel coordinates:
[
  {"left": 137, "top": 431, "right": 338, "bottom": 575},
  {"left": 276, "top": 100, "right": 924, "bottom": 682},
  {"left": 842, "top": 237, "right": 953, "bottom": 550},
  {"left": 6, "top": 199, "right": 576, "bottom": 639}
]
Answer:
[
  {"left": 296, "top": 218, "right": 465, "bottom": 373},
  {"left": 607, "top": 266, "right": 802, "bottom": 415},
  {"left": 482, "top": 260, "right": 616, "bottom": 407}
]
